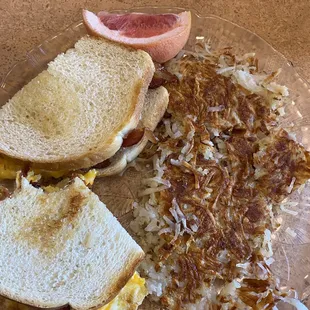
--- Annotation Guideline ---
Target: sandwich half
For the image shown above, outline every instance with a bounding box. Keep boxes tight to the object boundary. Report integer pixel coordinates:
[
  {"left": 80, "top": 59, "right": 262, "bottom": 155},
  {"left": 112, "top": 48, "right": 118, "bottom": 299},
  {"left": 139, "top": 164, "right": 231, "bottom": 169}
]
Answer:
[
  {"left": 0, "top": 36, "right": 155, "bottom": 171},
  {"left": 0, "top": 176, "right": 144, "bottom": 309},
  {"left": 0, "top": 86, "right": 168, "bottom": 181}
]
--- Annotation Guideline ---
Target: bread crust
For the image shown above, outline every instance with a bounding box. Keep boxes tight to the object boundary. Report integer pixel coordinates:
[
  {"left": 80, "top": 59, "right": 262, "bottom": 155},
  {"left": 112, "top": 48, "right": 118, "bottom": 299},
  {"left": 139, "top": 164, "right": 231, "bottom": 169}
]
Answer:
[
  {"left": 96, "top": 135, "right": 148, "bottom": 177},
  {"left": 84, "top": 251, "right": 145, "bottom": 310},
  {"left": 96, "top": 86, "right": 169, "bottom": 177}
]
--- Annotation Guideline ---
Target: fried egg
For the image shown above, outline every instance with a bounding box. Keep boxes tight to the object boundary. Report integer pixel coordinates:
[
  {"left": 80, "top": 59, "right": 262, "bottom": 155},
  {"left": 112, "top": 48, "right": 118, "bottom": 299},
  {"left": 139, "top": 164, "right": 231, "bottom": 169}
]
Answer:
[
  {"left": 0, "top": 154, "right": 97, "bottom": 186},
  {"left": 100, "top": 272, "right": 147, "bottom": 310}
]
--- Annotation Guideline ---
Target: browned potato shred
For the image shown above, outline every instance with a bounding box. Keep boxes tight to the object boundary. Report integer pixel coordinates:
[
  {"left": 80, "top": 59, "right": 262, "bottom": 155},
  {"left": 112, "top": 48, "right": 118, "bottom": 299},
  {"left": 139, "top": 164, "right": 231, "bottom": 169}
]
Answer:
[{"left": 131, "top": 48, "right": 310, "bottom": 309}]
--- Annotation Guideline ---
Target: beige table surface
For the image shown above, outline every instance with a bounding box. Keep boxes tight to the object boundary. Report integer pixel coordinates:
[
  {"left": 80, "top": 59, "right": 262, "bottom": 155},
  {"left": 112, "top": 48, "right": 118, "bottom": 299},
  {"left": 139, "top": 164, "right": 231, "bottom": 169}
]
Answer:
[{"left": 0, "top": 0, "right": 310, "bottom": 84}]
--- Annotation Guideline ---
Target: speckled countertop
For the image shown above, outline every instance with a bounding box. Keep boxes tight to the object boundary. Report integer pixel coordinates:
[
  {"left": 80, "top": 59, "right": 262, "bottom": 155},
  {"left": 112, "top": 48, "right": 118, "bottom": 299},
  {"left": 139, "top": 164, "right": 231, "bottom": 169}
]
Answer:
[{"left": 0, "top": 0, "right": 310, "bottom": 83}]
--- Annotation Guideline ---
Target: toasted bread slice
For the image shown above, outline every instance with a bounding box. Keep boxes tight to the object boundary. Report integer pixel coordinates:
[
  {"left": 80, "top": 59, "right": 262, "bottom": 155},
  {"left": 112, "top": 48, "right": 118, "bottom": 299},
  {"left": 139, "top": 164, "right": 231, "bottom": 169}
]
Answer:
[
  {"left": 0, "top": 177, "right": 144, "bottom": 310},
  {"left": 97, "top": 86, "right": 169, "bottom": 177},
  {"left": 0, "top": 36, "right": 154, "bottom": 171}
]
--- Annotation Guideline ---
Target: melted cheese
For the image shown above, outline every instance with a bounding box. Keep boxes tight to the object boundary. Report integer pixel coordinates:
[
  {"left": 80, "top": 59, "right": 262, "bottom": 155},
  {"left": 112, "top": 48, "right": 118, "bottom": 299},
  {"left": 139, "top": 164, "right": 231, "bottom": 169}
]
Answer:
[
  {"left": 0, "top": 154, "right": 69, "bottom": 180},
  {"left": 100, "top": 272, "right": 147, "bottom": 310},
  {"left": 0, "top": 155, "right": 24, "bottom": 179},
  {"left": 0, "top": 155, "right": 97, "bottom": 186}
]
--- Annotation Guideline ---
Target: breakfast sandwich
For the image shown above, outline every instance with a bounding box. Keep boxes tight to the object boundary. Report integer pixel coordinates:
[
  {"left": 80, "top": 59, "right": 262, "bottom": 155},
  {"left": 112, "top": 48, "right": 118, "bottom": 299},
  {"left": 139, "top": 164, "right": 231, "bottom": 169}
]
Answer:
[
  {"left": 0, "top": 36, "right": 168, "bottom": 181},
  {"left": 0, "top": 175, "right": 147, "bottom": 310},
  {"left": 0, "top": 85, "right": 168, "bottom": 181}
]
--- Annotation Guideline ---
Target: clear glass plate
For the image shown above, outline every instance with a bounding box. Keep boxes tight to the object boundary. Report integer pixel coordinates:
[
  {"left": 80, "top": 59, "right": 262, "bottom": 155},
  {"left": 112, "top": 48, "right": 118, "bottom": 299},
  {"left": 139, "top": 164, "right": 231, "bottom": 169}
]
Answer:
[{"left": 0, "top": 6, "right": 309, "bottom": 309}]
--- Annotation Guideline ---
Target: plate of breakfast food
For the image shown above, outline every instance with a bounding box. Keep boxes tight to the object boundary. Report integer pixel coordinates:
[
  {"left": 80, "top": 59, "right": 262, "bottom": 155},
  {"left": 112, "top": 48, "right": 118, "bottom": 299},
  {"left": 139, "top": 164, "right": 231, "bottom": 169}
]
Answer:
[{"left": 0, "top": 6, "right": 310, "bottom": 310}]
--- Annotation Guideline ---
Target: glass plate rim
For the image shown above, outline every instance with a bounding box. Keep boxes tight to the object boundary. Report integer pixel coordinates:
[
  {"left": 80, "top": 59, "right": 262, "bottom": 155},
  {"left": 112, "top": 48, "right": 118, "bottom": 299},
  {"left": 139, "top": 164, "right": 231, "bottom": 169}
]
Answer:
[{"left": 1, "top": 5, "right": 309, "bottom": 91}]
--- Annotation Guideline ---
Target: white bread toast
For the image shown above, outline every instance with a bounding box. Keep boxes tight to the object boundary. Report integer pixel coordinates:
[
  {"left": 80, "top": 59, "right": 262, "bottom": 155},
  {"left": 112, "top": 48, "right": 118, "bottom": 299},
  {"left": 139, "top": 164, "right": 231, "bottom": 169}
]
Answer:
[
  {"left": 0, "top": 176, "right": 144, "bottom": 310},
  {"left": 0, "top": 36, "right": 154, "bottom": 171},
  {"left": 96, "top": 86, "right": 169, "bottom": 177}
]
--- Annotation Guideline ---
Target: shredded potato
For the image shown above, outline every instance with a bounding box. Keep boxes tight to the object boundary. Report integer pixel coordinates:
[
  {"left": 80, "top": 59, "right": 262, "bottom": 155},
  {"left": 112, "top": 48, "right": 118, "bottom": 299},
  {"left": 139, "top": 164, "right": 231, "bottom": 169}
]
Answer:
[{"left": 130, "top": 41, "right": 310, "bottom": 309}]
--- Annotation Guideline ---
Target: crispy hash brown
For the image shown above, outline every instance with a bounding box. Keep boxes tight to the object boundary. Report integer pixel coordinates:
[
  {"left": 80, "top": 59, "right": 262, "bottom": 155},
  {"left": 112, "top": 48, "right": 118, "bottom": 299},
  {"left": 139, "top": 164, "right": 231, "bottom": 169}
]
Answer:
[{"left": 130, "top": 48, "right": 310, "bottom": 309}]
